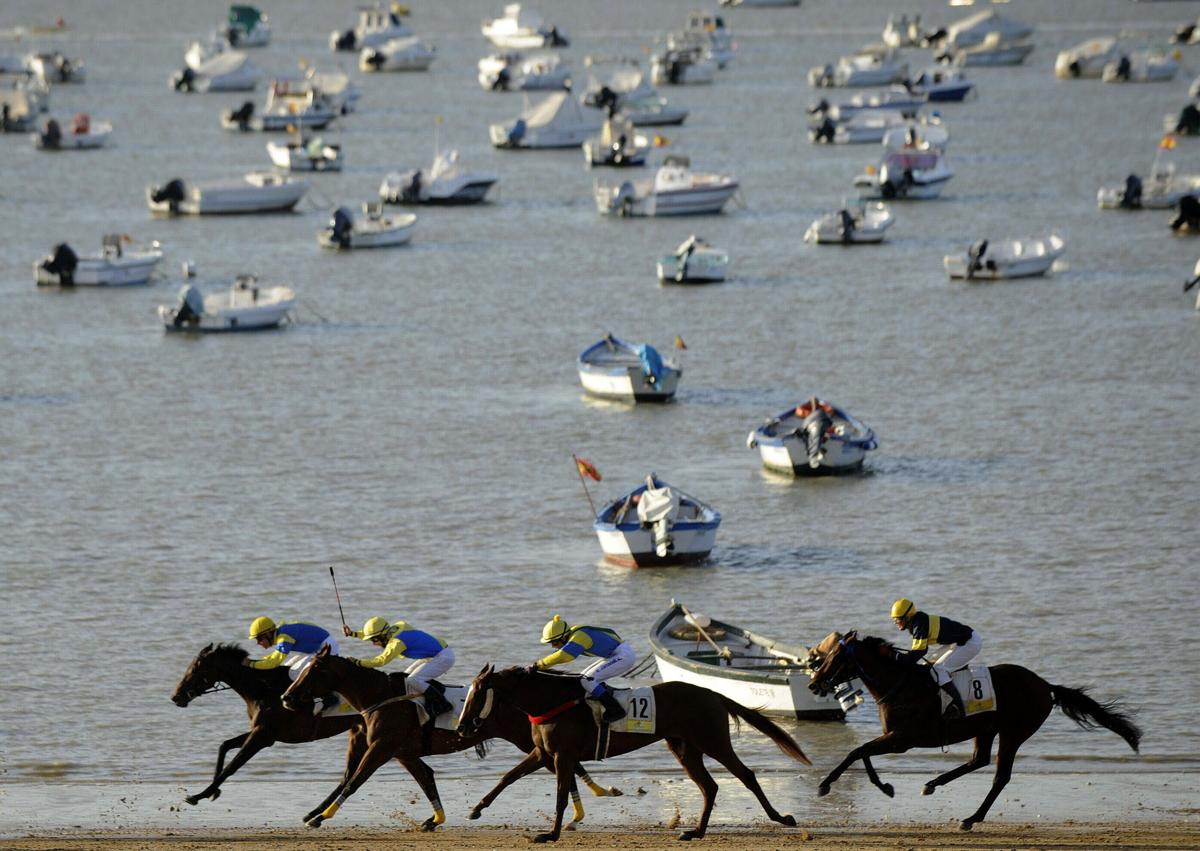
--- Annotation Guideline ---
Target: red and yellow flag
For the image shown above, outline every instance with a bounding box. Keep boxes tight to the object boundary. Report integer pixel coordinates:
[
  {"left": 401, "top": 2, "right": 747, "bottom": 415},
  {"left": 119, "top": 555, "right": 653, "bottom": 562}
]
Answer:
[
  {"left": 574, "top": 456, "right": 602, "bottom": 482},
  {"left": 1161, "top": 134, "right": 1177, "bottom": 150}
]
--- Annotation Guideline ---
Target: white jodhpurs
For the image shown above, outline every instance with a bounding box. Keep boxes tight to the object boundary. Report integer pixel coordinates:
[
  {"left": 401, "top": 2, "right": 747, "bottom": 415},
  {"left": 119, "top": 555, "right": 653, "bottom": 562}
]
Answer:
[
  {"left": 580, "top": 643, "right": 636, "bottom": 695},
  {"left": 932, "top": 631, "right": 981, "bottom": 686},
  {"left": 404, "top": 647, "right": 455, "bottom": 692},
  {"left": 285, "top": 636, "right": 340, "bottom": 680}
]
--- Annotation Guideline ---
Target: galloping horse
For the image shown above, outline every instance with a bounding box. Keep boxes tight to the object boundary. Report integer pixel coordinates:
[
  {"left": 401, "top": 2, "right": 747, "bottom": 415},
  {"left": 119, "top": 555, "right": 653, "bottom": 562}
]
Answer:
[
  {"left": 807, "top": 631, "right": 1142, "bottom": 830},
  {"left": 457, "top": 664, "right": 810, "bottom": 843},
  {"left": 171, "top": 643, "right": 364, "bottom": 808},
  {"left": 281, "top": 646, "right": 620, "bottom": 831}
]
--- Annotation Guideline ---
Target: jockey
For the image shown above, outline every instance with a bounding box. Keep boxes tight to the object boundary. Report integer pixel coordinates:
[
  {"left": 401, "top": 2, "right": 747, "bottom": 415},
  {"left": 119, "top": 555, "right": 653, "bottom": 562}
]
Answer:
[
  {"left": 245, "top": 616, "right": 340, "bottom": 713},
  {"left": 533, "top": 615, "right": 635, "bottom": 723},
  {"left": 890, "top": 599, "right": 982, "bottom": 719},
  {"left": 344, "top": 617, "right": 455, "bottom": 718}
]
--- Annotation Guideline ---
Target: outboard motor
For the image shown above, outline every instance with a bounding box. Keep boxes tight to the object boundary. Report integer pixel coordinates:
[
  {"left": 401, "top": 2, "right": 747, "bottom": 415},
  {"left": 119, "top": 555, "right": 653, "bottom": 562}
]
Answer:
[
  {"left": 1067, "top": 59, "right": 1082, "bottom": 78},
  {"left": 544, "top": 26, "right": 568, "bottom": 48},
  {"left": 1115, "top": 55, "right": 1131, "bottom": 81},
  {"left": 802, "top": 405, "right": 834, "bottom": 468},
  {"left": 329, "top": 206, "right": 354, "bottom": 248},
  {"left": 614, "top": 180, "right": 635, "bottom": 216},
  {"left": 839, "top": 208, "right": 856, "bottom": 243},
  {"left": 506, "top": 118, "right": 526, "bottom": 147},
  {"left": 667, "top": 56, "right": 683, "bottom": 85},
  {"left": 225, "top": 26, "right": 241, "bottom": 47},
  {"left": 878, "top": 163, "right": 897, "bottom": 199},
  {"left": 401, "top": 170, "right": 422, "bottom": 203},
  {"left": 333, "top": 29, "right": 357, "bottom": 51},
  {"left": 593, "top": 85, "right": 619, "bottom": 117},
  {"left": 1176, "top": 103, "right": 1200, "bottom": 136},
  {"left": 492, "top": 66, "right": 511, "bottom": 91},
  {"left": 41, "top": 242, "right": 78, "bottom": 285},
  {"left": 807, "top": 98, "right": 830, "bottom": 117},
  {"left": 172, "top": 66, "right": 197, "bottom": 92},
  {"left": 150, "top": 178, "right": 187, "bottom": 213},
  {"left": 1120, "top": 174, "right": 1143, "bottom": 209},
  {"left": 966, "top": 239, "right": 989, "bottom": 279},
  {"left": 811, "top": 117, "right": 836, "bottom": 144},
  {"left": 1172, "top": 22, "right": 1196, "bottom": 45},
  {"left": 364, "top": 50, "right": 387, "bottom": 70},
  {"left": 228, "top": 101, "right": 254, "bottom": 130},
  {"left": 173, "top": 285, "right": 204, "bottom": 328},
  {"left": 1170, "top": 194, "right": 1200, "bottom": 232},
  {"left": 40, "top": 118, "right": 62, "bottom": 149}
]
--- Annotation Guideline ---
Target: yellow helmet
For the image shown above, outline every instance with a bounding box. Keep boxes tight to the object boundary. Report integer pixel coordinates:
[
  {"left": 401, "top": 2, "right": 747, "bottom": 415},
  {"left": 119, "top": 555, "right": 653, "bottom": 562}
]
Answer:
[
  {"left": 540, "top": 615, "right": 569, "bottom": 644},
  {"left": 361, "top": 616, "right": 392, "bottom": 641},
  {"left": 890, "top": 599, "right": 916, "bottom": 620},
  {"left": 248, "top": 616, "right": 276, "bottom": 639}
]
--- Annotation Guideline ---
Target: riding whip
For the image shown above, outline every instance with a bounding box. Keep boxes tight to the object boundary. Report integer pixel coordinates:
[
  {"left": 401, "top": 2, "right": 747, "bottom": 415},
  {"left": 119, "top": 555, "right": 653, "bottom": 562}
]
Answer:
[{"left": 330, "top": 566, "right": 348, "bottom": 630}]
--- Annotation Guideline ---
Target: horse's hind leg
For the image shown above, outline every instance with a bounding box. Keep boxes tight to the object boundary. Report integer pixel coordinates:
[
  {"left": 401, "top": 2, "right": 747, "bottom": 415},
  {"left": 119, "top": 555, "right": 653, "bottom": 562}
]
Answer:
[
  {"left": 305, "top": 738, "right": 399, "bottom": 828},
  {"left": 303, "top": 725, "right": 368, "bottom": 823},
  {"left": 704, "top": 739, "right": 795, "bottom": 827},
  {"left": 188, "top": 731, "right": 273, "bottom": 805},
  {"left": 577, "top": 765, "right": 622, "bottom": 798},
  {"left": 961, "top": 732, "right": 1024, "bottom": 831},
  {"left": 399, "top": 757, "right": 445, "bottom": 831},
  {"left": 186, "top": 731, "right": 249, "bottom": 805},
  {"left": 924, "top": 732, "right": 995, "bottom": 797},
  {"left": 666, "top": 738, "right": 718, "bottom": 841},
  {"left": 469, "top": 749, "right": 549, "bottom": 820}
]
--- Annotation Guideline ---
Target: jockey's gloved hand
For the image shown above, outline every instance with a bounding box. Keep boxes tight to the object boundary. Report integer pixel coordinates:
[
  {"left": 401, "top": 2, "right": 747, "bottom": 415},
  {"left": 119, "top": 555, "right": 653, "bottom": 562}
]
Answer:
[{"left": 342, "top": 624, "right": 354, "bottom": 637}]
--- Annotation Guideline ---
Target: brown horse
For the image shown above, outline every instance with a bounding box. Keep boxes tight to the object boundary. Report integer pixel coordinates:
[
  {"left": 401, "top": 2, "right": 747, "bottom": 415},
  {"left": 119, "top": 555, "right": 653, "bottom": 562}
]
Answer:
[
  {"left": 457, "top": 664, "right": 811, "bottom": 843},
  {"left": 281, "top": 645, "right": 620, "bottom": 831},
  {"left": 807, "top": 631, "right": 1143, "bottom": 830},
  {"left": 171, "top": 643, "right": 364, "bottom": 810}
]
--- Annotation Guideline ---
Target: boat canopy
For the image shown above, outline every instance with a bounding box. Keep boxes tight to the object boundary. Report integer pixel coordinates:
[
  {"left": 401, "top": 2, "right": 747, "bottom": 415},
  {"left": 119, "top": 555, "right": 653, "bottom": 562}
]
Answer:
[
  {"left": 635, "top": 343, "right": 665, "bottom": 382},
  {"left": 229, "top": 5, "right": 265, "bottom": 29}
]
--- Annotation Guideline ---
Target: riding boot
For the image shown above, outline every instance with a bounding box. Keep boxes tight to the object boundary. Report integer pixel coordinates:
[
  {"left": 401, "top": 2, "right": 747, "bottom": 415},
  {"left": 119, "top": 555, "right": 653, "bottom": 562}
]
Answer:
[
  {"left": 940, "top": 681, "right": 964, "bottom": 719},
  {"left": 595, "top": 688, "right": 626, "bottom": 723},
  {"left": 423, "top": 682, "right": 453, "bottom": 719}
]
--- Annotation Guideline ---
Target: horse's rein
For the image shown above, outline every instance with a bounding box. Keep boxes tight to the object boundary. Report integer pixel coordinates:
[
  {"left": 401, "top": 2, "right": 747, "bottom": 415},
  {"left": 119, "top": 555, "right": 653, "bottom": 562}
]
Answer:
[{"left": 189, "top": 683, "right": 232, "bottom": 700}]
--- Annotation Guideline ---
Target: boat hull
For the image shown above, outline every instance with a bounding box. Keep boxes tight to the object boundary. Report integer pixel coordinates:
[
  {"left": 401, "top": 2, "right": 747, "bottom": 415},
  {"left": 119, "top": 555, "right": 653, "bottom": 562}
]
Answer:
[
  {"left": 757, "top": 440, "right": 867, "bottom": 475},
  {"left": 147, "top": 178, "right": 308, "bottom": 215},
  {"left": 578, "top": 365, "right": 679, "bottom": 402},
  {"left": 35, "top": 252, "right": 162, "bottom": 286},
  {"left": 595, "top": 526, "right": 715, "bottom": 567}
]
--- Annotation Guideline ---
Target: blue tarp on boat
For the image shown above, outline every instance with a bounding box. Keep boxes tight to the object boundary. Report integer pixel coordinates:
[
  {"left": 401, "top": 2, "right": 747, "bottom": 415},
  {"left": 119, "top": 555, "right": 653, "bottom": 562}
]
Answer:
[{"left": 636, "top": 344, "right": 665, "bottom": 383}]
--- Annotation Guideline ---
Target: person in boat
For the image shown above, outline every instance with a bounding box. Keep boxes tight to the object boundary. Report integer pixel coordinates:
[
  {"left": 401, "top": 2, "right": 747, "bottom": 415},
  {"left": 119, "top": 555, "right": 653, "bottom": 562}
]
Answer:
[
  {"left": 343, "top": 616, "right": 455, "bottom": 718},
  {"left": 890, "top": 599, "right": 981, "bottom": 719},
  {"left": 532, "top": 615, "right": 634, "bottom": 723},
  {"left": 245, "top": 617, "right": 341, "bottom": 713}
]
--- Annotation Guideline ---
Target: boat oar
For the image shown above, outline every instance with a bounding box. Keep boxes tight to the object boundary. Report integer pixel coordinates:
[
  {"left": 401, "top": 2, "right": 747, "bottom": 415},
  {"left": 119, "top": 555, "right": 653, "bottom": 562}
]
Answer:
[{"left": 679, "top": 604, "right": 730, "bottom": 660}]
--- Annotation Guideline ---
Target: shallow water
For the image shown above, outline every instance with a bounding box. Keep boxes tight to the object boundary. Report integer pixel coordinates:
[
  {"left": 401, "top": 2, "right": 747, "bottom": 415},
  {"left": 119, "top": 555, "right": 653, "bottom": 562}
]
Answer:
[{"left": 1, "top": 0, "right": 1198, "bottom": 831}]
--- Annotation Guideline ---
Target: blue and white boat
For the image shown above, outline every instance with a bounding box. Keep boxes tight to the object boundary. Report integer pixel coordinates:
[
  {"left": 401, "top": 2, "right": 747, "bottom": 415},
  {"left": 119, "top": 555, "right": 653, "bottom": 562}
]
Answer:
[
  {"left": 746, "top": 399, "right": 877, "bottom": 475},
  {"left": 577, "top": 334, "right": 681, "bottom": 402},
  {"left": 907, "top": 66, "right": 973, "bottom": 102},
  {"left": 594, "top": 474, "right": 720, "bottom": 567}
]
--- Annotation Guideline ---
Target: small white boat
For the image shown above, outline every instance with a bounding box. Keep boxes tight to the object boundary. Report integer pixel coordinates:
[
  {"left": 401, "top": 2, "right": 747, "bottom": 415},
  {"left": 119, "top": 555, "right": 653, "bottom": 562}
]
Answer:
[
  {"left": 938, "top": 9, "right": 1033, "bottom": 50},
  {"left": 319, "top": 204, "right": 416, "bottom": 249},
  {"left": 159, "top": 277, "right": 295, "bottom": 332},
  {"left": 0, "top": 90, "right": 43, "bottom": 133},
  {"left": 266, "top": 136, "right": 342, "bottom": 172},
  {"left": 651, "top": 46, "right": 716, "bottom": 86},
  {"left": 224, "top": 5, "right": 271, "bottom": 48},
  {"left": 332, "top": 3, "right": 412, "bottom": 51},
  {"left": 810, "top": 109, "right": 908, "bottom": 145},
  {"left": 584, "top": 116, "right": 651, "bottom": 167},
  {"left": 595, "top": 155, "right": 739, "bottom": 217},
  {"left": 584, "top": 62, "right": 689, "bottom": 126},
  {"left": 147, "top": 172, "right": 308, "bottom": 215},
  {"left": 380, "top": 147, "right": 498, "bottom": 205},
  {"left": 1055, "top": 37, "right": 1122, "bottom": 80},
  {"left": 489, "top": 90, "right": 605, "bottom": 149},
  {"left": 172, "top": 49, "right": 260, "bottom": 93},
  {"left": 944, "top": 234, "right": 1065, "bottom": 280},
  {"left": 719, "top": 0, "right": 799, "bottom": 7},
  {"left": 482, "top": 4, "right": 568, "bottom": 50},
  {"left": 907, "top": 66, "right": 973, "bottom": 102},
  {"left": 673, "top": 10, "right": 735, "bottom": 68},
  {"left": 1101, "top": 51, "right": 1179, "bottom": 84},
  {"left": 478, "top": 51, "right": 569, "bottom": 91},
  {"left": 220, "top": 86, "right": 338, "bottom": 132},
  {"left": 25, "top": 52, "right": 85, "bottom": 85},
  {"left": 577, "top": 333, "right": 682, "bottom": 402},
  {"left": 855, "top": 146, "right": 952, "bottom": 200},
  {"left": 809, "top": 88, "right": 926, "bottom": 122},
  {"left": 593, "top": 474, "right": 719, "bottom": 567},
  {"left": 1098, "top": 164, "right": 1200, "bottom": 210},
  {"left": 32, "top": 114, "right": 111, "bottom": 150},
  {"left": 359, "top": 36, "right": 436, "bottom": 72},
  {"left": 270, "top": 69, "right": 361, "bottom": 115},
  {"left": 656, "top": 235, "right": 728, "bottom": 283},
  {"left": 809, "top": 51, "right": 909, "bottom": 88},
  {"left": 804, "top": 202, "right": 894, "bottom": 244},
  {"left": 650, "top": 602, "right": 848, "bottom": 720},
  {"left": 747, "top": 398, "right": 878, "bottom": 475},
  {"left": 34, "top": 235, "right": 162, "bottom": 286},
  {"left": 938, "top": 34, "right": 1035, "bottom": 67}
]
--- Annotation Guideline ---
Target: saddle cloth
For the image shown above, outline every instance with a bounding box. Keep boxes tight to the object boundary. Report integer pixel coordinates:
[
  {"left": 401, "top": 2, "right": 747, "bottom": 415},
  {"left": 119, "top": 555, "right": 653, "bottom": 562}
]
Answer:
[
  {"left": 944, "top": 665, "right": 997, "bottom": 716},
  {"left": 402, "top": 678, "right": 469, "bottom": 730},
  {"left": 588, "top": 685, "right": 657, "bottom": 735}
]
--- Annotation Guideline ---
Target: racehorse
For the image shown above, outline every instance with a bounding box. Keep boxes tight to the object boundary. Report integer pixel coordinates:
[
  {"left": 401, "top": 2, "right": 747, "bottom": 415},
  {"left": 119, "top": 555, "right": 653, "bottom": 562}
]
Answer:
[
  {"left": 171, "top": 643, "right": 364, "bottom": 808},
  {"left": 281, "top": 646, "right": 620, "bottom": 831},
  {"left": 807, "top": 631, "right": 1142, "bottom": 830},
  {"left": 457, "top": 664, "right": 810, "bottom": 843}
]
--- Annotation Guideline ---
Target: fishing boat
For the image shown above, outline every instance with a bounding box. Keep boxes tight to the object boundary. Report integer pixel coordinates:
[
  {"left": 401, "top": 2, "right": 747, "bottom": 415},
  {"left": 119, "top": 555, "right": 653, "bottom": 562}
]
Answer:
[
  {"left": 656, "top": 235, "right": 728, "bottom": 283},
  {"left": 671, "top": 10, "right": 735, "bottom": 68},
  {"left": 577, "top": 333, "right": 681, "bottom": 402},
  {"left": 854, "top": 145, "right": 952, "bottom": 200},
  {"left": 34, "top": 235, "right": 162, "bottom": 286},
  {"left": 318, "top": 204, "right": 416, "bottom": 249},
  {"left": 746, "top": 398, "right": 878, "bottom": 475},
  {"left": 906, "top": 66, "right": 973, "bottom": 102},
  {"left": 489, "top": 91, "right": 604, "bottom": 149},
  {"left": 583, "top": 116, "right": 650, "bottom": 167},
  {"left": 650, "top": 45, "right": 716, "bottom": 86},
  {"left": 266, "top": 135, "right": 342, "bottom": 172},
  {"left": 220, "top": 85, "right": 339, "bottom": 132},
  {"left": 583, "top": 60, "right": 688, "bottom": 126},
  {"left": 594, "top": 155, "right": 739, "bottom": 217},
  {"left": 359, "top": 36, "right": 436, "bottom": 72},
  {"left": 32, "top": 113, "right": 111, "bottom": 150},
  {"left": 593, "top": 474, "right": 719, "bottom": 567},
  {"left": 937, "top": 34, "right": 1035, "bottom": 68},
  {"left": 146, "top": 173, "right": 308, "bottom": 215},
  {"left": 380, "top": 148, "right": 498, "bottom": 205},
  {"left": 331, "top": 3, "right": 412, "bottom": 51},
  {"left": 172, "top": 49, "right": 260, "bottom": 93},
  {"left": 223, "top": 5, "right": 271, "bottom": 47},
  {"left": 482, "top": 4, "right": 568, "bottom": 50},
  {"left": 158, "top": 276, "right": 295, "bottom": 332},
  {"left": 650, "top": 602, "right": 850, "bottom": 720},
  {"left": 1055, "top": 37, "right": 1122, "bottom": 79},
  {"left": 1098, "top": 164, "right": 1200, "bottom": 210},
  {"left": 810, "top": 109, "right": 909, "bottom": 145},
  {"left": 478, "top": 51, "right": 569, "bottom": 91},
  {"left": 1101, "top": 50, "right": 1179, "bottom": 84},
  {"left": 808, "top": 50, "right": 909, "bottom": 88},
  {"left": 804, "top": 202, "right": 894, "bottom": 244},
  {"left": 936, "top": 8, "right": 1033, "bottom": 50},
  {"left": 0, "top": 90, "right": 45, "bottom": 133},
  {"left": 944, "top": 234, "right": 1065, "bottom": 280},
  {"left": 25, "top": 51, "right": 85, "bottom": 85}
]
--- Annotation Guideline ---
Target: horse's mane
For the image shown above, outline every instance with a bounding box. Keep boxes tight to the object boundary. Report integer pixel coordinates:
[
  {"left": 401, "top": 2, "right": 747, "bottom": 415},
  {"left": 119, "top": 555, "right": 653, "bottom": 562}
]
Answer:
[
  {"left": 207, "top": 643, "right": 250, "bottom": 662},
  {"left": 856, "top": 635, "right": 899, "bottom": 653}
]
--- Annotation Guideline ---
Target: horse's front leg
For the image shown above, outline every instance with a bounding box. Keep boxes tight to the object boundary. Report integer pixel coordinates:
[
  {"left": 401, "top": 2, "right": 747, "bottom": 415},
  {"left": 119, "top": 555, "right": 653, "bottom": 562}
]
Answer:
[
  {"left": 188, "top": 730, "right": 274, "bottom": 805},
  {"left": 859, "top": 756, "right": 894, "bottom": 798},
  {"left": 818, "top": 731, "right": 907, "bottom": 797},
  {"left": 925, "top": 732, "right": 995, "bottom": 797},
  {"left": 303, "top": 725, "right": 368, "bottom": 823},
  {"left": 533, "top": 752, "right": 576, "bottom": 843},
  {"left": 305, "top": 737, "right": 397, "bottom": 828},
  {"left": 469, "top": 749, "right": 547, "bottom": 820},
  {"left": 577, "top": 765, "right": 622, "bottom": 798},
  {"left": 186, "top": 731, "right": 249, "bottom": 805},
  {"left": 398, "top": 757, "right": 445, "bottom": 831}
]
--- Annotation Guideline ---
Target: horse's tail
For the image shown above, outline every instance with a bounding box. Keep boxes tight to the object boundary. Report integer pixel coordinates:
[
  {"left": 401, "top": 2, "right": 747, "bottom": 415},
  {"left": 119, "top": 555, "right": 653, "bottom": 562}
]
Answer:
[
  {"left": 720, "top": 696, "right": 811, "bottom": 766},
  {"left": 1051, "top": 684, "right": 1142, "bottom": 752}
]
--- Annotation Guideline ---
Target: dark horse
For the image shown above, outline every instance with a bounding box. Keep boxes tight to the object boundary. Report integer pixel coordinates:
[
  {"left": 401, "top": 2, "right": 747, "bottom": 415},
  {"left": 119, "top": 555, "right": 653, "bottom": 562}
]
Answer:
[
  {"left": 457, "top": 664, "right": 811, "bottom": 843},
  {"left": 171, "top": 643, "right": 364, "bottom": 811},
  {"left": 807, "top": 631, "right": 1142, "bottom": 830},
  {"left": 281, "top": 646, "right": 620, "bottom": 831}
]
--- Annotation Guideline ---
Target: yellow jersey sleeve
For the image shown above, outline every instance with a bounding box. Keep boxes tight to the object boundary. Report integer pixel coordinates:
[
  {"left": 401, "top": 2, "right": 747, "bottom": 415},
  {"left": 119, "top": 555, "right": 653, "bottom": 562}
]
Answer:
[
  {"left": 249, "top": 650, "right": 287, "bottom": 670},
  {"left": 535, "top": 647, "right": 575, "bottom": 669},
  {"left": 356, "top": 636, "right": 408, "bottom": 669}
]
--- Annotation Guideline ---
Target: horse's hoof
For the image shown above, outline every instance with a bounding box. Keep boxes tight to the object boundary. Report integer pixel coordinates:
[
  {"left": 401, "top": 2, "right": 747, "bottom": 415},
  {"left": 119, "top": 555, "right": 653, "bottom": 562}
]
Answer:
[
  {"left": 564, "top": 823, "right": 576, "bottom": 832},
  {"left": 881, "top": 783, "right": 894, "bottom": 798},
  {"left": 780, "top": 814, "right": 796, "bottom": 828},
  {"left": 305, "top": 816, "right": 324, "bottom": 829},
  {"left": 184, "top": 795, "right": 200, "bottom": 806},
  {"left": 608, "top": 787, "right": 624, "bottom": 797},
  {"left": 210, "top": 789, "right": 221, "bottom": 802},
  {"left": 468, "top": 809, "right": 482, "bottom": 821},
  {"left": 817, "top": 784, "right": 831, "bottom": 797},
  {"left": 420, "top": 819, "right": 438, "bottom": 832},
  {"left": 678, "top": 830, "right": 702, "bottom": 841},
  {"left": 922, "top": 784, "right": 935, "bottom": 797},
  {"left": 532, "top": 832, "right": 556, "bottom": 843},
  {"left": 960, "top": 819, "right": 975, "bottom": 831}
]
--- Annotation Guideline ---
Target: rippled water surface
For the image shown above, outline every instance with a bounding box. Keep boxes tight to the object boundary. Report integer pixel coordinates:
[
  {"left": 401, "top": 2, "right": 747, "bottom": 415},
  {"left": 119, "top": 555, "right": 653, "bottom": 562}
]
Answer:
[{"left": 1, "top": 0, "right": 1197, "bottom": 822}]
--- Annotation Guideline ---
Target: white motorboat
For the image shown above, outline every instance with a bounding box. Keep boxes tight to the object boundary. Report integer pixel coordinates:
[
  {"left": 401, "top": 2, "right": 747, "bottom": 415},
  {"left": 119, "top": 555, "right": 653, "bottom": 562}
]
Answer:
[
  {"left": 650, "top": 602, "right": 848, "bottom": 720},
  {"left": 172, "top": 49, "right": 260, "bottom": 93},
  {"left": 809, "top": 88, "right": 926, "bottom": 122},
  {"left": 482, "top": 4, "right": 568, "bottom": 50},
  {"left": 809, "top": 51, "right": 909, "bottom": 88},
  {"left": 1055, "top": 37, "right": 1122, "bottom": 80},
  {"left": 478, "top": 51, "right": 569, "bottom": 91},
  {"left": 671, "top": 10, "right": 735, "bottom": 68},
  {"left": 811, "top": 109, "right": 913, "bottom": 145},
  {"left": 650, "top": 46, "right": 716, "bottom": 86},
  {"left": 944, "top": 234, "right": 1065, "bottom": 281},
  {"left": 907, "top": 66, "right": 974, "bottom": 102},
  {"left": 593, "top": 474, "right": 719, "bottom": 567},
  {"left": 577, "top": 333, "right": 682, "bottom": 402},
  {"left": 159, "top": 277, "right": 295, "bottom": 332},
  {"left": 319, "top": 204, "right": 416, "bottom": 249},
  {"left": 489, "top": 91, "right": 605, "bottom": 148},
  {"left": 266, "top": 136, "right": 342, "bottom": 172},
  {"left": 380, "top": 147, "right": 498, "bottom": 205},
  {"left": 269, "top": 69, "right": 361, "bottom": 115},
  {"left": 938, "top": 34, "right": 1035, "bottom": 67},
  {"left": 0, "top": 90, "right": 43, "bottom": 133},
  {"left": 804, "top": 202, "right": 894, "bottom": 244},
  {"left": 937, "top": 9, "right": 1033, "bottom": 50},
  {"left": 855, "top": 146, "right": 952, "bottom": 200},
  {"left": 147, "top": 172, "right": 308, "bottom": 215},
  {"left": 1102, "top": 51, "right": 1179, "bottom": 84},
  {"left": 719, "top": 0, "right": 799, "bottom": 6},
  {"left": 32, "top": 114, "right": 111, "bottom": 150},
  {"left": 25, "top": 52, "right": 85, "bottom": 85},
  {"left": 332, "top": 4, "right": 411, "bottom": 51},
  {"left": 583, "top": 117, "right": 651, "bottom": 167},
  {"left": 595, "top": 155, "right": 739, "bottom": 217},
  {"left": 747, "top": 398, "right": 878, "bottom": 475},
  {"left": 223, "top": 5, "right": 271, "bottom": 48},
  {"left": 656, "top": 235, "right": 728, "bottom": 283},
  {"left": 220, "top": 85, "right": 338, "bottom": 132},
  {"left": 584, "top": 61, "right": 689, "bottom": 126},
  {"left": 34, "top": 235, "right": 162, "bottom": 286},
  {"left": 1098, "top": 164, "right": 1200, "bottom": 210},
  {"left": 359, "top": 36, "right": 436, "bottom": 72}
]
